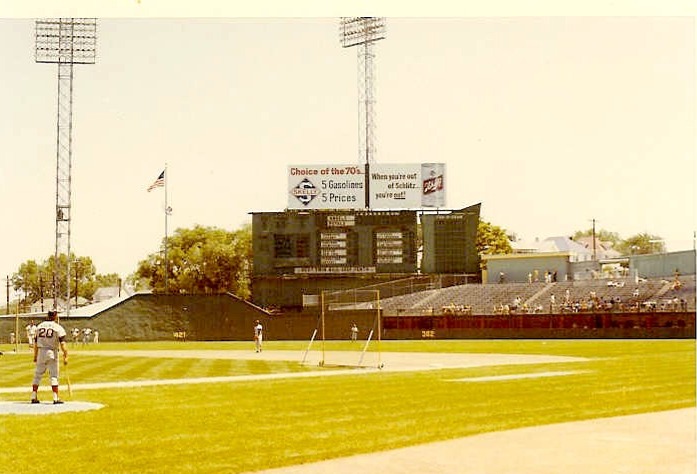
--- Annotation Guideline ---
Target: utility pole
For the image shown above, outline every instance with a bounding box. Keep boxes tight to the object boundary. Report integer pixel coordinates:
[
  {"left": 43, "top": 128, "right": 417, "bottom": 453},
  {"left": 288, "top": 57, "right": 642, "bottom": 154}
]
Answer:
[
  {"left": 591, "top": 218, "right": 597, "bottom": 261},
  {"left": 39, "top": 273, "right": 44, "bottom": 312},
  {"left": 5, "top": 275, "right": 9, "bottom": 315},
  {"left": 74, "top": 261, "right": 79, "bottom": 306}
]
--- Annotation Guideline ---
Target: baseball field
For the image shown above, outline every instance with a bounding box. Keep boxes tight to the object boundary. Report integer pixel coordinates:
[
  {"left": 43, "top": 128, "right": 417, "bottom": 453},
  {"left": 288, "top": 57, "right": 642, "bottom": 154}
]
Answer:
[{"left": 0, "top": 339, "right": 694, "bottom": 473}]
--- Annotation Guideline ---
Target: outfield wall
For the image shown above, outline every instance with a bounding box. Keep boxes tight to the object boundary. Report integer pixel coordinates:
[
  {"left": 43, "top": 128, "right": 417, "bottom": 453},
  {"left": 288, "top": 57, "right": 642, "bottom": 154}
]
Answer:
[
  {"left": 1, "top": 294, "right": 693, "bottom": 343},
  {"left": 380, "top": 312, "right": 695, "bottom": 339}
]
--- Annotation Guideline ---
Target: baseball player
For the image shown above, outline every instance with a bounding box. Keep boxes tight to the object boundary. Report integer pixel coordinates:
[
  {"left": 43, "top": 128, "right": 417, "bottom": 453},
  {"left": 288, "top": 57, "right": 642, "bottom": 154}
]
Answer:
[
  {"left": 30, "top": 310, "right": 68, "bottom": 405},
  {"left": 253, "top": 320, "right": 263, "bottom": 353},
  {"left": 25, "top": 320, "right": 37, "bottom": 348},
  {"left": 71, "top": 327, "right": 80, "bottom": 346},
  {"left": 82, "top": 327, "right": 92, "bottom": 346}
]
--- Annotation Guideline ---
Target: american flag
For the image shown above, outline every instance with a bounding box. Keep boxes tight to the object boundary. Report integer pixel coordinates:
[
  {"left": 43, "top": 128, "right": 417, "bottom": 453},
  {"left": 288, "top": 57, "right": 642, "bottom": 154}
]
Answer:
[{"left": 147, "top": 170, "right": 165, "bottom": 192}]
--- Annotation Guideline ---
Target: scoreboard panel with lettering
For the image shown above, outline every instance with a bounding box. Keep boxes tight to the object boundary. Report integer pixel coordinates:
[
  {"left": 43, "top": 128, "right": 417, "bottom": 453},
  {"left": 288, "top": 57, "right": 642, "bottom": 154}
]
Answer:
[{"left": 252, "top": 210, "right": 418, "bottom": 275}]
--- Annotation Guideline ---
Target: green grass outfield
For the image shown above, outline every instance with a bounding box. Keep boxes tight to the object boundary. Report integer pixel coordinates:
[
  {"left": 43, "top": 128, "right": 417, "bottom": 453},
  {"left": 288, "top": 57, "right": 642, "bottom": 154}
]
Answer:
[{"left": 0, "top": 339, "right": 694, "bottom": 473}]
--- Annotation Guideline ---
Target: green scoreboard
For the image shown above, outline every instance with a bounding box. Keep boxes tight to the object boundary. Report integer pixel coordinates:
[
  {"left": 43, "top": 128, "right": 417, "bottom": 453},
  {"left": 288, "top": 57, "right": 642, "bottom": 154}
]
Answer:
[
  {"left": 252, "top": 210, "right": 418, "bottom": 276},
  {"left": 421, "top": 203, "right": 481, "bottom": 274}
]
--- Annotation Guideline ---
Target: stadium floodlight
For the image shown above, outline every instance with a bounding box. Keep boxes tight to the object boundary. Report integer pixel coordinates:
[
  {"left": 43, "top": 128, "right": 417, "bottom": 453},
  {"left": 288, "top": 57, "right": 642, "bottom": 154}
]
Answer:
[
  {"left": 339, "top": 17, "right": 386, "bottom": 168},
  {"left": 339, "top": 17, "right": 386, "bottom": 48},
  {"left": 35, "top": 18, "right": 97, "bottom": 318},
  {"left": 35, "top": 18, "right": 97, "bottom": 64}
]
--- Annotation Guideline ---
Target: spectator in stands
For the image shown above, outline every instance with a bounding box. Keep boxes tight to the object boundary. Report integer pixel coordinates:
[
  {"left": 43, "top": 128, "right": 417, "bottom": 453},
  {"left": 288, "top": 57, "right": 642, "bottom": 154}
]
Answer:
[
  {"left": 498, "top": 272, "right": 506, "bottom": 284},
  {"left": 527, "top": 272, "right": 532, "bottom": 283},
  {"left": 552, "top": 271, "right": 558, "bottom": 282},
  {"left": 632, "top": 287, "right": 640, "bottom": 298},
  {"left": 512, "top": 296, "right": 521, "bottom": 312},
  {"left": 672, "top": 276, "right": 682, "bottom": 291}
]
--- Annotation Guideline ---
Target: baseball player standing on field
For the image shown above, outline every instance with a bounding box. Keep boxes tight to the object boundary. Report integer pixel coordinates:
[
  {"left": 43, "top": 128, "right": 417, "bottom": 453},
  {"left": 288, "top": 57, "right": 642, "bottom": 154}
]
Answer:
[
  {"left": 30, "top": 310, "right": 69, "bottom": 405},
  {"left": 254, "top": 320, "right": 263, "bottom": 353}
]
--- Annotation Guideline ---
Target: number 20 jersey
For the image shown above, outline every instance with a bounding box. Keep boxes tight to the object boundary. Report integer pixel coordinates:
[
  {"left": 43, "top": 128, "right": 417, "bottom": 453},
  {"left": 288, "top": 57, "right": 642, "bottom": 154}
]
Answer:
[{"left": 35, "top": 321, "right": 67, "bottom": 350}]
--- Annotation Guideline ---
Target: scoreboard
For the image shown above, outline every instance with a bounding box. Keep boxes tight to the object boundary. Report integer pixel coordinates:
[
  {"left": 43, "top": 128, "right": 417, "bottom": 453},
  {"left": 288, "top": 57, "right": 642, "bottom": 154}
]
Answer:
[
  {"left": 421, "top": 203, "right": 480, "bottom": 274},
  {"left": 252, "top": 210, "right": 418, "bottom": 275}
]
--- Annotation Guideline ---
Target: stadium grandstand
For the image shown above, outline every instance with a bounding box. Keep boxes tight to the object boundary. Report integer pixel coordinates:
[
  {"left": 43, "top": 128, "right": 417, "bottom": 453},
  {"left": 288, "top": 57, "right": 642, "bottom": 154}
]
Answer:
[{"left": 379, "top": 275, "right": 695, "bottom": 316}]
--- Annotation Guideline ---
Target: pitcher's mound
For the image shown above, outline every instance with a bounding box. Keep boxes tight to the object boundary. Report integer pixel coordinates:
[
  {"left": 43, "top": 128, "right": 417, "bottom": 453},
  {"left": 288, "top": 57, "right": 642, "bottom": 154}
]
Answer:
[{"left": 0, "top": 401, "right": 104, "bottom": 415}]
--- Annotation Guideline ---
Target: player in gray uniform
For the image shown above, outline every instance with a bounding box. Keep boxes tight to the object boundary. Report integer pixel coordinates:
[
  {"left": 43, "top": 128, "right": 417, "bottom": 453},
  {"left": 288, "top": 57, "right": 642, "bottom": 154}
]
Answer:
[
  {"left": 254, "top": 320, "right": 263, "bottom": 353},
  {"left": 30, "top": 310, "right": 69, "bottom": 404}
]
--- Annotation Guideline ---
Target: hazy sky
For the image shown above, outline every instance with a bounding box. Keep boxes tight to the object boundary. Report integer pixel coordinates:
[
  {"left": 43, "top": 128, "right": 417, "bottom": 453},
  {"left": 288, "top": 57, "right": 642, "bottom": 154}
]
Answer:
[{"left": 1, "top": 4, "right": 695, "bottom": 303}]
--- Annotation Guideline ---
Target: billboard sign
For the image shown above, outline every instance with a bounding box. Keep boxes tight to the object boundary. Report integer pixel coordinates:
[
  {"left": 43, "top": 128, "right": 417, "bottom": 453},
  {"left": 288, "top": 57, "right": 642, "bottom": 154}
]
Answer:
[
  {"left": 287, "top": 163, "right": 445, "bottom": 209},
  {"left": 369, "top": 163, "right": 446, "bottom": 208},
  {"left": 287, "top": 165, "right": 365, "bottom": 209}
]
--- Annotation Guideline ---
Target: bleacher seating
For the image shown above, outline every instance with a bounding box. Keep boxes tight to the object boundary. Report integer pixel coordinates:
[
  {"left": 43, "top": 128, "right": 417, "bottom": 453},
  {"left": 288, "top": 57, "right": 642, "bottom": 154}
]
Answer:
[{"left": 380, "top": 277, "right": 695, "bottom": 316}]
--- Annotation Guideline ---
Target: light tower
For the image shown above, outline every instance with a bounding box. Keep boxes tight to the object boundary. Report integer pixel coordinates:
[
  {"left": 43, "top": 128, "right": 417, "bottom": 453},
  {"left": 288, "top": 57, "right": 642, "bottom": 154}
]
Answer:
[
  {"left": 340, "top": 17, "right": 386, "bottom": 208},
  {"left": 35, "top": 18, "right": 97, "bottom": 317}
]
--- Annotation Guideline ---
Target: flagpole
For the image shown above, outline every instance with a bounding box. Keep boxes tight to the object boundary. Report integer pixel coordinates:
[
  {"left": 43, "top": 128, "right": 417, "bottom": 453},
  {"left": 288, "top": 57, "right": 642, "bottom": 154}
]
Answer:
[{"left": 164, "top": 163, "right": 169, "bottom": 294}]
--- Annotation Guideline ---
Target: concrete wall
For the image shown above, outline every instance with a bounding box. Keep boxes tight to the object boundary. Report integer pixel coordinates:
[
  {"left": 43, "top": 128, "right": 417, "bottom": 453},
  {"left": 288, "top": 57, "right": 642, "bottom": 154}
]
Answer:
[
  {"left": 485, "top": 254, "right": 572, "bottom": 283},
  {"left": 630, "top": 250, "right": 696, "bottom": 278}
]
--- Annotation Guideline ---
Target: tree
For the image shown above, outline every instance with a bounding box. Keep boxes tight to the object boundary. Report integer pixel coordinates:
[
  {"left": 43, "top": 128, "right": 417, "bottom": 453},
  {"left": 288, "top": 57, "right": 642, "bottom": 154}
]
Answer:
[
  {"left": 12, "top": 254, "right": 101, "bottom": 308},
  {"left": 616, "top": 232, "right": 666, "bottom": 255},
  {"left": 477, "top": 219, "right": 513, "bottom": 255},
  {"left": 137, "top": 224, "right": 252, "bottom": 297},
  {"left": 572, "top": 228, "right": 666, "bottom": 256},
  {"left": 80, "top": 272, "right": 121, "bottom": 301},
  {"left": 573, "top": 228, "right": 622, "bottom": 249}
]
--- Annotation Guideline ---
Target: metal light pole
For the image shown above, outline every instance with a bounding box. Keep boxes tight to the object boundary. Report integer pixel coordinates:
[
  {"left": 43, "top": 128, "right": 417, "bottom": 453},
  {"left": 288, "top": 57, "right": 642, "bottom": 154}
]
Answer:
[
  {"left": 340, "top": 17, "right": 386, "bottom": 209},
  {"left": 35, "top": 18, "right": 97, "bottom": 318}
]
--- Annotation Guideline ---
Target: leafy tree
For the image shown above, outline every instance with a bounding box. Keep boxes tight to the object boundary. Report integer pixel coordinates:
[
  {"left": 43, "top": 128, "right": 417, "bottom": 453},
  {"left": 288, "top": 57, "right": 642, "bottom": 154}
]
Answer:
[
  {"left": 137, "top": 224, "right": 252, "bottom": 298},
  {"left": 477, "top": 220, "right": 513, "bottom": 255},
  {"left": 79, "top": 272, "right": 122, "bottom": 300},
  {"left": 12, "top": 254, "right": 113, "bottom": 308},
  {"left": 573, "top": 228, "right": 622, "bottom": 249},
  {"left": 616, "top": 232, "right": 666, "bottom": 255},
  {"left": 125, "top": 272, "right": 150, "bottom": 292},
  {"left": 13, "top": 257, "right": 67, "bottom": 306},
  {"left": 572, "top": 228, "right": 665, "bottom": 255}
]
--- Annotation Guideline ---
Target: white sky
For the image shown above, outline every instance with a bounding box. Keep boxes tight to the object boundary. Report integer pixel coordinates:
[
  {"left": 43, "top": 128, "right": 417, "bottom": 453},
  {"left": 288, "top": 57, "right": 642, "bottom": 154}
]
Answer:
[{"left": 1, "top": 2, "right": 695, "bottom": 304}]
